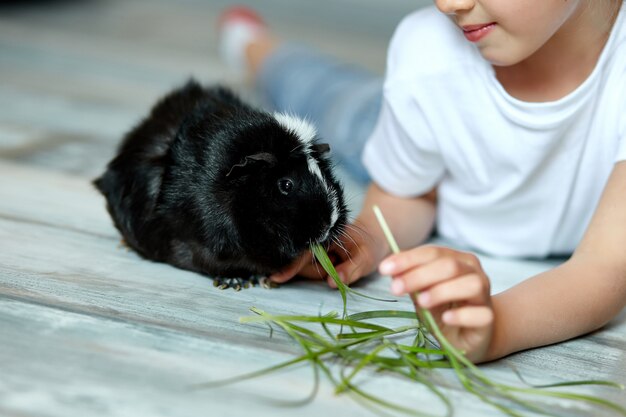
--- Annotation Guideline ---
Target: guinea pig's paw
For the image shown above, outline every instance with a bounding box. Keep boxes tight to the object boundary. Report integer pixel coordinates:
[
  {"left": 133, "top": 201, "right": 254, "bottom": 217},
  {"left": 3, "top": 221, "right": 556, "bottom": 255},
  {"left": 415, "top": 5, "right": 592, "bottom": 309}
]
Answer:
[
  {"left": 212, "top": 275, "right": 279, "bottom": 291},
  {"left": 250, "top": 276, "right": 279, "bottom": 290},
  {"left": 117, "top": 239, "right": 132, "bottom": 251},
  {"left": 213, "top": 276, "right": 250, "bottom": 291}
]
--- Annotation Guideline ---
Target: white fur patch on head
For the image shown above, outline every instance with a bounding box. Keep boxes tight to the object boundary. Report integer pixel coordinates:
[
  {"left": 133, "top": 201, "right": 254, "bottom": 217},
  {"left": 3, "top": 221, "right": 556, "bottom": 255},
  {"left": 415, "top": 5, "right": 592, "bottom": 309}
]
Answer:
[
  {"left": 273, "top": 112, "right": 317, "bottom": 144},
  {"left": 328, "top": 188, "right": 339, "bottom": 229},
  {"left": 318, "top": 187, "right": 341, "bottom": 243},
  {"left": 274, "top": 112, "right": 325, "bottom": 182},
  {"left": 307, "top": 157, "right": 325, "bottom": 184}
]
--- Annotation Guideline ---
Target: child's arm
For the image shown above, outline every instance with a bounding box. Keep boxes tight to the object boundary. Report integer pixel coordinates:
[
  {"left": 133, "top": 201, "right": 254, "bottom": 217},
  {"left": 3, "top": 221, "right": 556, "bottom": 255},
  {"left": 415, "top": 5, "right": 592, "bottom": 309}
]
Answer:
[{"left": 385, "top": 161, "right": 626, "bottom": 363}]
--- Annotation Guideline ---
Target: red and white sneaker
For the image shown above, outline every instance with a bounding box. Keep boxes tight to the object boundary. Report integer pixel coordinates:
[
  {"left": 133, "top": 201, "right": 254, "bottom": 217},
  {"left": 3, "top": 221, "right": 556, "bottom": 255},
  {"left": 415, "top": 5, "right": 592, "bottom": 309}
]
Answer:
[{"left": 217, "top": 6, "right": 268, "bottom": 75}]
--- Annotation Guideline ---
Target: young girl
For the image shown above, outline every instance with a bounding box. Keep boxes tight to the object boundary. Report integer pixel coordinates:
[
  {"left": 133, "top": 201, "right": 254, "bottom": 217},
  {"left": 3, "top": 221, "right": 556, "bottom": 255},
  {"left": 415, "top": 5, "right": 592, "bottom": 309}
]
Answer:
[{"left": 218, "top": 1, "right": 626, "bottom": 363}]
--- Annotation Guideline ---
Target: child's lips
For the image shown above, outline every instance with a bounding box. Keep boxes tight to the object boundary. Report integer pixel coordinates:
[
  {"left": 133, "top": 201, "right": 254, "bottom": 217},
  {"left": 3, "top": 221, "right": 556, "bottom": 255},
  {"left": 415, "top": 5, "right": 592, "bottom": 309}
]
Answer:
[{"left": 462, "top": 22, "right": 496, "bottom": 42}]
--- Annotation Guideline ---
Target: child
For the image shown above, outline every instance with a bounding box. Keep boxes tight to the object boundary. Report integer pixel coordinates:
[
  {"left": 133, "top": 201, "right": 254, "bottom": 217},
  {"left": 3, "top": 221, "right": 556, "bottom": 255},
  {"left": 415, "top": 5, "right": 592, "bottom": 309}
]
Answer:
[{"left": 218, "top": 1, "right": 626, "bottom": 363}]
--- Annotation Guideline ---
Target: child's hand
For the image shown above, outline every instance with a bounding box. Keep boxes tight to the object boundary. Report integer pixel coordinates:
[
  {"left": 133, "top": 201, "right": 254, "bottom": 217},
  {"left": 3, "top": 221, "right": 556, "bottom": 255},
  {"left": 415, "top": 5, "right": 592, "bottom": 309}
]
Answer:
[
  {"left": 380, "top": 245, "right": 494, "bottom": 363},
  {"left": 269, "top": 221, "right": 382, "bottom": 287}
]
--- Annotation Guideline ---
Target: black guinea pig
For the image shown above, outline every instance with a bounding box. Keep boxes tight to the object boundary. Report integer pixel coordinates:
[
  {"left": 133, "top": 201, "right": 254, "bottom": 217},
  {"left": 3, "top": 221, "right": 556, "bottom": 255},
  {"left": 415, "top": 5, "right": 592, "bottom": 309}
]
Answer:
[{"left": 94, "top": 80, "right": 348, "bottom": 290}]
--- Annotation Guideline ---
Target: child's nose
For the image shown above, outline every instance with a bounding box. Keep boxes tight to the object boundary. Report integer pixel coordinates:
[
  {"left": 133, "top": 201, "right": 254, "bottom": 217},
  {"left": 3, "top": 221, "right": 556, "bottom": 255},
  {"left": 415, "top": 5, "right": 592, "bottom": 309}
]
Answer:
[{"left": 435, "top": 0, "right": 475, "bottom": 15}]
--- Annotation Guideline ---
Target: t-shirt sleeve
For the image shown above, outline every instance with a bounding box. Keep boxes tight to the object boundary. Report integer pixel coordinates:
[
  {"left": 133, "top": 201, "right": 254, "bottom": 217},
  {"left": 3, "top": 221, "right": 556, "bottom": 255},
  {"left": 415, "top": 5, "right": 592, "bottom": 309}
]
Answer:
[{"left": 362, "top": 85, "right": 445, "bottom": 197}]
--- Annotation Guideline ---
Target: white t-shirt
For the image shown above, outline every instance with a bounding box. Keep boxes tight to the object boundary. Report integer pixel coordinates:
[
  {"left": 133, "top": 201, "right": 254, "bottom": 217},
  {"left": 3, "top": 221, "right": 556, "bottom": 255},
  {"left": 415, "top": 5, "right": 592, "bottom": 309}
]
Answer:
[{"left": 363, "top": 4, "right": 626, "bottom": 258}]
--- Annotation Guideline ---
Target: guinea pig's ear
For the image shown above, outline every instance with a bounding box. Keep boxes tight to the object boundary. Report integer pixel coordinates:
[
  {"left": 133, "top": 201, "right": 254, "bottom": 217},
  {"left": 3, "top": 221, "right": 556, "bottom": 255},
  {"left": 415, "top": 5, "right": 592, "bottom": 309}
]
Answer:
[
  {"left": 226, "top": 152, "right": 277, "bottom": 177},
  {"left": 311, "top": 143, "right": 331, "bottom": 154}
]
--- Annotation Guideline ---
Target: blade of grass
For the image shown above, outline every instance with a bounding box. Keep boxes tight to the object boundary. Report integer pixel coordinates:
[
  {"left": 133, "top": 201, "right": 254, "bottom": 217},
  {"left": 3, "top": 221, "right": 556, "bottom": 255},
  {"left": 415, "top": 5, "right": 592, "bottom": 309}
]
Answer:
[
  {"left": 395, "top": 347, "right": 455, "bottom": 417},
  {"left": 242, "top": 308, "right": 391, "bottom": 331},
  {"left": 311, "top": 243, "right": 397, "bottom": 305},
  {"left": 311, "top": 243, "right": 348, "bottom": 318},
  {"left": 508, "top": 364, "right": 625, "bottom": 390},
  {"left": 188, "top": 353, "right": 312, "bottom": 390},
  {"left": 373, "top": 205, "right": 400, "bottom": 254},
  {"left": 348, "top": 310, "right": 419, "bottom": 321},
  {"left": 336, "top": 342, "right": 388, "bottom": 393},
  {"left": 396, "top": 345, "right": 446, "bottom": 356}
]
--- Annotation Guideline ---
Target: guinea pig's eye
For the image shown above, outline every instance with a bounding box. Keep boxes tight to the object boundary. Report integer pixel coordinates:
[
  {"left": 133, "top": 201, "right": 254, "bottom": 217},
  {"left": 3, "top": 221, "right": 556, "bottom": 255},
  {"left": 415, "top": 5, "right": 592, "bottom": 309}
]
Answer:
[{"left": 277, "top": 178, "right": 294, "bottom": 195}]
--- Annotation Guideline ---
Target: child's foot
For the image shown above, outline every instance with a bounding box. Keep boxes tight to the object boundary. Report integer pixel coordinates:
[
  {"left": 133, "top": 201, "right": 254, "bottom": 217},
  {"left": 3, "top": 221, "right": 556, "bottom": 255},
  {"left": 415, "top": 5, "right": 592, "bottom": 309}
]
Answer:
[{"left": 217, "top": 6, "right": 279, "bottom": 79}]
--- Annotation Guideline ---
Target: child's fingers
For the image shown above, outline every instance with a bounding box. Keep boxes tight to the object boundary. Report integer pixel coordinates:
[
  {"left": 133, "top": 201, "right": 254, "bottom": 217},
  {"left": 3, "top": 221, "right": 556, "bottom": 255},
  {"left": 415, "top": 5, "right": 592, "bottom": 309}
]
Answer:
[
  {"left": 326, "top": 237, "right": 379, "bottom": 288},
  {"left": 379, "top": 245, "right": 442, "bottom": 274},
  {"left": 381, "top": 245, "right": 481, "bottom": 275},
  {"left": 391, "top": 256, "right": 479, "bottom": 295},
  {"left": 269, "top": 252, "right": 315, "bottom": 283},
  {"left": 329, "top": 255, "right": 372, "bottom": 288},
  {"left": 441, "top": 305, "right": 494, "bottom": 328},
  {"left": 415, "top": 273, "right": 489, "bottom": 308}
]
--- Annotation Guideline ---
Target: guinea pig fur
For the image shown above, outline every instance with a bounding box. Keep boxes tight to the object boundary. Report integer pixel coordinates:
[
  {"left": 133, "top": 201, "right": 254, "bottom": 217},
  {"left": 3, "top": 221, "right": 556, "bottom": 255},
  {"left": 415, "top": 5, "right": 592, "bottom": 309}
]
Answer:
[{"left": 94, "top": 80, "right": 348, "bottom": 290}]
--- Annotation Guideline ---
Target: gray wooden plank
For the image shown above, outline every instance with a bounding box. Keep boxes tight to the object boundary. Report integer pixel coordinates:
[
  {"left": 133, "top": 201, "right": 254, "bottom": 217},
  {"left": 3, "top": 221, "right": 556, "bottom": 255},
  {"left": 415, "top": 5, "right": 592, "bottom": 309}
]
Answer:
[
  {"left": 0, "top": 297, "right": 447, "bottom": 417},
  {"left": 0, "top": 162, "right": 114, "bottom": 237},
  {"left": 1, "top": 291, "right": 622, "bottom": 417}
]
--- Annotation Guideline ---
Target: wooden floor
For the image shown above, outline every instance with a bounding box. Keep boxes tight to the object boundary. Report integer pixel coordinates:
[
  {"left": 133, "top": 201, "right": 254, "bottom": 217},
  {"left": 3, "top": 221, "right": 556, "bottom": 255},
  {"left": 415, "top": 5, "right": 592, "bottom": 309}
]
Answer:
[{"left": 1, "top": 1, "right": 625, "bottom": 416}]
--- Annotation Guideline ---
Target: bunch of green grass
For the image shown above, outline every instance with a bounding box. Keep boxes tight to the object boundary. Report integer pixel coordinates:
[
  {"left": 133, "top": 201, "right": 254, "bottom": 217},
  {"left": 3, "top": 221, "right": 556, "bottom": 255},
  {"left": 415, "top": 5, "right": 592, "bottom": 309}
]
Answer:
[{"left": 194, "top": 206, "right": 626, "bottom": 416}]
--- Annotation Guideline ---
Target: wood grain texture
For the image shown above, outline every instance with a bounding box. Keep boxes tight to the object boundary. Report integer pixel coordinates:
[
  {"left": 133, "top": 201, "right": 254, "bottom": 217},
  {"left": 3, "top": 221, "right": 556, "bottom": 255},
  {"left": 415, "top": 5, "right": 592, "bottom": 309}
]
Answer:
[{"left": 0, "top": 0, "right": 625, "bottom": 416}]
